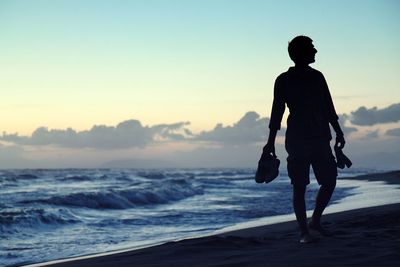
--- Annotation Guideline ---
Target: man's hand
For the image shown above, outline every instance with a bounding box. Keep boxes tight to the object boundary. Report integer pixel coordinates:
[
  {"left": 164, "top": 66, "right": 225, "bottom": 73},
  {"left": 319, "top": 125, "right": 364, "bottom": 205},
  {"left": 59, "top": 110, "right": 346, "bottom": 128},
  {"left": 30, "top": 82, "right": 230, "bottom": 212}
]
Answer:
[
  {"left": 335, "top": 134, "right": 345, "bottom": 149},
  {"left": 263, "top": 142, "right": 276, "bottom": 156}
]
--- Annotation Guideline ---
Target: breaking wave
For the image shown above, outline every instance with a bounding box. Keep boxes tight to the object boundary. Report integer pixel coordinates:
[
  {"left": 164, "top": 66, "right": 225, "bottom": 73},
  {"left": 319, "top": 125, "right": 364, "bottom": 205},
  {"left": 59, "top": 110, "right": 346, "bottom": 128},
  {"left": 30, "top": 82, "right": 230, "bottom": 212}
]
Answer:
[
  {"left": 0, "top": 208, "right": 80, "bottom": 232},
  {"left": 21, "top": 179, "right": 203, "bottom": 209}
]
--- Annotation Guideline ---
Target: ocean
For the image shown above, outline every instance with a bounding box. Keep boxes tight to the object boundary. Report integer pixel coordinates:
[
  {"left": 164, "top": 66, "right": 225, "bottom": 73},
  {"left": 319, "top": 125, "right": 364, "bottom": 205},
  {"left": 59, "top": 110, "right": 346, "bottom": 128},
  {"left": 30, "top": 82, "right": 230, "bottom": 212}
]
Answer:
[{"left": 1, "top": 168, "right": 398, "bottom": 267}]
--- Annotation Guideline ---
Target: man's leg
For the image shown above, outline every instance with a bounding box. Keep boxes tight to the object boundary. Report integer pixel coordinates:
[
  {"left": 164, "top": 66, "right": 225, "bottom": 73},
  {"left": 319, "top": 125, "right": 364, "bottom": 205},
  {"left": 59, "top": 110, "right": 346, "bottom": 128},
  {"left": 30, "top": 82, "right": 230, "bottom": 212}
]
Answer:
[
  {"left": 310, "top": 140, "right": 338, "bottom": 234},
  {"left": 310, "top": 182, "right": 336, "bottom": 235},
  {"left": 287, "top": 139, "right": 314, "bottom": 242},
  {"left": 312, "top": 182, "right": 336, "bottom": 224},
  {"left": 293, "top": 184, "right": 311, "bottom": 240}
]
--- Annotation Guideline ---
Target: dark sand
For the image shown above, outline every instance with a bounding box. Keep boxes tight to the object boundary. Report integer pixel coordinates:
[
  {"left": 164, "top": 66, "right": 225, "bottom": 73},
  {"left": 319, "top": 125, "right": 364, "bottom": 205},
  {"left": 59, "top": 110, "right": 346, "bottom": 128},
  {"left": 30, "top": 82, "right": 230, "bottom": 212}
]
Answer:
[{"left": 29, "top": 171, "right": 400, "bottom": 267}]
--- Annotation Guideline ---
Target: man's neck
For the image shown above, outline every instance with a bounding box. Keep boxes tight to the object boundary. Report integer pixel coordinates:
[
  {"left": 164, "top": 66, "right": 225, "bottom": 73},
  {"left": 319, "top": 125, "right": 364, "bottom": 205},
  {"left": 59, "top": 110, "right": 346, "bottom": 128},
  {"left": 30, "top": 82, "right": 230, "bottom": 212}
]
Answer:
[{"left": 294, "top": 63, "right": 310, "bottom": 68}]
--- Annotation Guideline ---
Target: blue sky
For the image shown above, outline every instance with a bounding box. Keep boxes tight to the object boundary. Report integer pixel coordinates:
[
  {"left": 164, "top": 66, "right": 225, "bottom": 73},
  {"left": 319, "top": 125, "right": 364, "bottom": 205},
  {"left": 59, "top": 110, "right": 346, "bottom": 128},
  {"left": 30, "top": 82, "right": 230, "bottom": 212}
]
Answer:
[{"left": 0, "top": 0, "right": 399, "bottom": 168}]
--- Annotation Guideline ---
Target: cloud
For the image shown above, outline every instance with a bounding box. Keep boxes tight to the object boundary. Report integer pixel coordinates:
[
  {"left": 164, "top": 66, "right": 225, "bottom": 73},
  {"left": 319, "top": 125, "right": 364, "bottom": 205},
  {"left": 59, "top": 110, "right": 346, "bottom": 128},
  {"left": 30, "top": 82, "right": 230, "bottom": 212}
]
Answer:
[
  {"left": 4, "top": 102, "right": 400, "bottom": 152},
  {"left": 1, "top": 119, "right": 192, "bottom": 149},
  {"left": 386, "top": 128, "right": 400, "bottom": 137},
  {"left": 196, "top": 111, "right": 358, "bottom": 145},
  {"left": 151, "top": 122, "right": 193, "bottom": 141},
  {"left": 349, "top": 103, "right": 400, "bottom": 126},
  {"left": 364, "top": 130, "right": 379, "bottom": 139},
  {"left": 195, "top": 111, "right": 273, "bottom": 144},
  {"left": 338, "top": 114, "right": 357, "bottom": 135}
]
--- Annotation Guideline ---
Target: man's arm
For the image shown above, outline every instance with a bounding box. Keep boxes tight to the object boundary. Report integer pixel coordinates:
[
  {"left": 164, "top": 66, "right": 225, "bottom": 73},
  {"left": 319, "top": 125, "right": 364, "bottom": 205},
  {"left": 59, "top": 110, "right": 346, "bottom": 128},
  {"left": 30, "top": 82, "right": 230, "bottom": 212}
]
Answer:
[
  {"left": 331, "top": 120, "right": 345, "bottom": 148},
  {"left": 321, "top": 74, "right": 346, "bottom": 148},
  {"left": 265, "top": 76, "right": 286, "bottom": 155}
]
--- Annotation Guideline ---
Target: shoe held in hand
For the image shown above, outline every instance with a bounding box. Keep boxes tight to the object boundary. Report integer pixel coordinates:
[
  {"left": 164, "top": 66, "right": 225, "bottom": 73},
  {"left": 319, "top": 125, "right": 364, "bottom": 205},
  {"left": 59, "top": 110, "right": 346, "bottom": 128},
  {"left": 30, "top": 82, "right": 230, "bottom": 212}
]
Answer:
[
  {"left": 255, "top": 151, "right": 280, "bottom": 183},
  {"left": 334, "top": 146, "right": 352, "bottom": 169}
]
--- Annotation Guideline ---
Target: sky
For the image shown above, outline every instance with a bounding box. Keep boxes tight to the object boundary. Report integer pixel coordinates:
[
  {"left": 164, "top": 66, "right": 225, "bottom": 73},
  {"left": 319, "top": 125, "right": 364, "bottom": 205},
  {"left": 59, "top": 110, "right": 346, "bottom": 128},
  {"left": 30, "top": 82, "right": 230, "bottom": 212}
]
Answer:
[{"left": 0, "top": 0, "right": 399, "bottom": 169}]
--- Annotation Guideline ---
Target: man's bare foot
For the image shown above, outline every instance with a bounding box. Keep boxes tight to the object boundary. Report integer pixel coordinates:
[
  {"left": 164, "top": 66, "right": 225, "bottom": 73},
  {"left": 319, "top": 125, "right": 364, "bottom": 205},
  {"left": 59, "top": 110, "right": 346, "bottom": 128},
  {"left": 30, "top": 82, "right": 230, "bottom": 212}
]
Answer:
[
  {"left": 299, "top": 232, "right": 315, "bottom": 243},
  {"left": 308, "top": 221, "right": 333, "bottom": 236}
]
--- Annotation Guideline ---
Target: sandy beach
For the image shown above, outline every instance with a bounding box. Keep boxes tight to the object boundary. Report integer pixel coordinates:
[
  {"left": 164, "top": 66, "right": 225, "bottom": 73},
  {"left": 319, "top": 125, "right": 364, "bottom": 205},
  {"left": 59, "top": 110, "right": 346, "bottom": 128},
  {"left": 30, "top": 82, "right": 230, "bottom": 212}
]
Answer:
[{"left": 28, "top": 171, "right": 400, "bottom": 267}]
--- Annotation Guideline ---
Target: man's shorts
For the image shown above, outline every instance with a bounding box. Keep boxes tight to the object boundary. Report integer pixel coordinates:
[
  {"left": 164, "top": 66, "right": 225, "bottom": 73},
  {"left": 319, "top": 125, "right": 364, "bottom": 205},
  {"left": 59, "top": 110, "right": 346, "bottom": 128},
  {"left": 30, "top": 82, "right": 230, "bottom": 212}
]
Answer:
[{"left": 285, "top": 138, "right": 337, "bottom": 186}]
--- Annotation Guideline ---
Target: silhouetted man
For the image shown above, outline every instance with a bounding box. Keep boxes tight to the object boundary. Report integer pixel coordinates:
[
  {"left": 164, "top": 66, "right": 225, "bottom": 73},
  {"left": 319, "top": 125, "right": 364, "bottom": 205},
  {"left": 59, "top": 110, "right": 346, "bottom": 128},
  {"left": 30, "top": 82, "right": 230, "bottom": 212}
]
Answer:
[{"left": 264, "top": 36, "right": 346, "bottom": 243}]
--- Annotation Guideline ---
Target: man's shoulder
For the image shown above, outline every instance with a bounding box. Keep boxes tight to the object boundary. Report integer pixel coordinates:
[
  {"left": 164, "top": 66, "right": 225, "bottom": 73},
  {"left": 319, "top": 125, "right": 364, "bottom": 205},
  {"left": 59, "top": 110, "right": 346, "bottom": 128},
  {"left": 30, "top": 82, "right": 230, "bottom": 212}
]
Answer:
[
  {"left": 308, "top": 67, "right": 325, "bottom": 77},
  {"left": 274, "top": 73, "right": 288, "bottom": 90},
  {"left": 275, "top": 66, "right": 325, "bottom": 83},
  {"left": 277, "top": 66, "right": 323, "bottom": 76},
  {"left": 276, "top": 72, "right": 286, "bottom": 79},
  {"left": 275, "top": 71, "right": 289, "bottom": 83}
]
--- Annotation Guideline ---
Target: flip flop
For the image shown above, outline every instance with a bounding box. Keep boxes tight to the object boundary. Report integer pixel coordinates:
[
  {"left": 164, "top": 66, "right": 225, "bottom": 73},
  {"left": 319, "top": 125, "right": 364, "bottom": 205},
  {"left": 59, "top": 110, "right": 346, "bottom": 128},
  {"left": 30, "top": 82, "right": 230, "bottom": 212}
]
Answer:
[
  {"left": 334, "top": 146, "right": 352, "bottom": 169},
  {"left": 255, "top": 151, "right": 280, "bottom": 183}
]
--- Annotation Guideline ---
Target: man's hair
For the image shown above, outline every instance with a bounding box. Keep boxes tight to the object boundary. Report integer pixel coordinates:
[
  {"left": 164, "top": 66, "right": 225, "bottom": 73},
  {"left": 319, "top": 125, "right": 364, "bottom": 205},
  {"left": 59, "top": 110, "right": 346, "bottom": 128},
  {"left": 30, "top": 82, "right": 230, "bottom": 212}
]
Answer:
[{"left": 288, "top": 35, "right": 313, "bottom": 63}]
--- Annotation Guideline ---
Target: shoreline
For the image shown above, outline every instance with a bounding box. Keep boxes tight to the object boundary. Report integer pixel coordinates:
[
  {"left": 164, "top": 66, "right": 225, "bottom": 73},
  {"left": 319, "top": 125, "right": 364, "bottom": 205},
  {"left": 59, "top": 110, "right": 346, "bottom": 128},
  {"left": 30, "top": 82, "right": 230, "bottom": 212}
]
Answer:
[
  {"left": 340, "top": 170, "right": 400, "bottom": 185},
  {"left": 25, "top": 170, "right": 400, "bottom": 267}
]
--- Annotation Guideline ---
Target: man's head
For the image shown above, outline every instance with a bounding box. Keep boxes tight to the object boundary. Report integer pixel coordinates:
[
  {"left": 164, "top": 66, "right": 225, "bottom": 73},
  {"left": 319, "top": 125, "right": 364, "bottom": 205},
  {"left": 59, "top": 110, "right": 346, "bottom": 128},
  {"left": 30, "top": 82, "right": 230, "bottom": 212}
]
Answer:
[{"left": 288, "top": 35, "right": 317, "bottom": 65}]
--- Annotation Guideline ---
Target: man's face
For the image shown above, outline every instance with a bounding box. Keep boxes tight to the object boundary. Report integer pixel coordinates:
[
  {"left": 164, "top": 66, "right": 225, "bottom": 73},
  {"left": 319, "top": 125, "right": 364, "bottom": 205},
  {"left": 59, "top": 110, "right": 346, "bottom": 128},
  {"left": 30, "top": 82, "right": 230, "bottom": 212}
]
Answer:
[{"left": 305, "top": 42, "right": 318, "bottom": 64}]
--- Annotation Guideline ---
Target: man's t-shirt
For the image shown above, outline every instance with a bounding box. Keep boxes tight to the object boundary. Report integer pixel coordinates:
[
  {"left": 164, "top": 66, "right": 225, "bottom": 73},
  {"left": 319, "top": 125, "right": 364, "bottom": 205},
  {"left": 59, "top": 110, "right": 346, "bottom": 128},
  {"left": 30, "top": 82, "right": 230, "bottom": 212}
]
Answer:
[{"left": 269, "top": 66, "right": 339, "bottom": 141}]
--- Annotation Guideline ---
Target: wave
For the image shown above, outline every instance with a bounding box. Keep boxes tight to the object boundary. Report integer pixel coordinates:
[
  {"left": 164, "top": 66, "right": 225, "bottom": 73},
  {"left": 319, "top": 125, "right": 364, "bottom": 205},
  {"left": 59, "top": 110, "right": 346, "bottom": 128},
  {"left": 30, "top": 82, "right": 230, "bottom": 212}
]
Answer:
[
  {"left": 17, "top": 174, "right": 39, "bottom": 180},
  {"left": 0, "top": 173, "right": 39, "bottom": 183},
  {"left": 60, "top": 175, "right": 93, "bottom": 182},
  {"left": 21, "top": 179, "right": 203, "bottom": 209},
  {"left": 194, "top": 170, "right": 254, "bottom": 178},
  {"left": 0, "top": 208, "right": 80, "bottom": 232},
  {"left": 136, "top": 171, "right": 167, "bottom": 179}
]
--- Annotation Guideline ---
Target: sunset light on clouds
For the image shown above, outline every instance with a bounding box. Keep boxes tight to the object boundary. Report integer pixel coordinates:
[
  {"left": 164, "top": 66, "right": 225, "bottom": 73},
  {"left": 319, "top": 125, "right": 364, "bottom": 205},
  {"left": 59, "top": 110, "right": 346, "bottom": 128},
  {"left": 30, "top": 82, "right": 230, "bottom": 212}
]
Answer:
[{"left": 0, "top": 0, "right": 399, "bottom": 169}]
